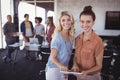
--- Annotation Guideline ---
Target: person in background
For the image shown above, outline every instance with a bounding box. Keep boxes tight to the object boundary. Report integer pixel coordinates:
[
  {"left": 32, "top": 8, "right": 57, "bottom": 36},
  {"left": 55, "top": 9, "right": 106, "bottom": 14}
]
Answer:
[
  {"left": 20, "top": 14, "right": 34, "bottom": 60},
  {"left": 71, "top": 5, "right": 104, "bottom": 80},
  {"left": 45, "top": 16, "right": 55, "bottom": 47},
  {"left": 2, "top": 15, "right": 18, "bottom": 62},
  {"left": 34, "top": 17, "right": 45, "bottom": 60},
  {"left": 45, "top": 11, "right": 75, "bottom": 80}
]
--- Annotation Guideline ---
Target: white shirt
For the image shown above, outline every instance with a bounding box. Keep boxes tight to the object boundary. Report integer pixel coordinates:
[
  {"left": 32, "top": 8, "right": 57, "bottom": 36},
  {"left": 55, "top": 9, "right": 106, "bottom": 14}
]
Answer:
[
  {"left": 25, "top": 28, "right": 32, "bottom": 37},
  {"left": 34, "top": 24, "right": 45, "bottom": 36}
]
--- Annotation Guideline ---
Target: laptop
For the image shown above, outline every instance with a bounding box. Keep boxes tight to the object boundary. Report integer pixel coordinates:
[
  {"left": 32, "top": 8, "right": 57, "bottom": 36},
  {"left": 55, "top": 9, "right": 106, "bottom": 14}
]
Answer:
[{"left": 29, "top": 38, "right": 39, "bottom": 44}]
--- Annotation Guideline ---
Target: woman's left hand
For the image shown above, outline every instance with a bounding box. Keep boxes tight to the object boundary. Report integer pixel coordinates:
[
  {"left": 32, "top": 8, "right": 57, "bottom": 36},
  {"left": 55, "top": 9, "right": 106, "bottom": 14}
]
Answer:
[{"left": 81, "top": 71, "right": 88, "bottom": 76}]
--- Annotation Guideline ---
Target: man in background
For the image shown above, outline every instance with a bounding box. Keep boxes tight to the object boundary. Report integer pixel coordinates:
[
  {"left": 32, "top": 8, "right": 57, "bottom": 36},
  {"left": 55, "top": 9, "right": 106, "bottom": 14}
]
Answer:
[{"left": 2, "top": 15, "right": 18, "bottom": 62}]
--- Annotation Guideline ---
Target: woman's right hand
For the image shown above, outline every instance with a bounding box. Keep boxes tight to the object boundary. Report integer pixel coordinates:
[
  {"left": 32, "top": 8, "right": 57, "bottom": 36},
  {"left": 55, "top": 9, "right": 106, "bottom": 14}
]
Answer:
[{"left": 59, "top": 65, "right": 68, "bottom": 71}]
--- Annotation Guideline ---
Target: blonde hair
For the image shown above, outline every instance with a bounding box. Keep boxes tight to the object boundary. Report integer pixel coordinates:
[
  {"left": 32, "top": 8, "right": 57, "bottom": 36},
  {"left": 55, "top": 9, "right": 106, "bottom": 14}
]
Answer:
[{"left": 54, "top": 11, "right": 75, "bottom": 41}]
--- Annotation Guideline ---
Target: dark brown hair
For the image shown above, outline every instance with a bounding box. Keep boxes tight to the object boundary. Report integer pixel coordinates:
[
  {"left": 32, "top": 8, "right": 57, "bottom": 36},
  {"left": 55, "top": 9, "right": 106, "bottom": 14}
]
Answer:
[
  {"left": 47, "top": 16, "right": 54, "bottom": 25},
  {"left": 24, "top": 14, "right": 29, "bottom": 18},
  {"left": 79, "top": 5, "right": 96, "bottom": 21},
  {"left": 35, "top": 17, "right": 42, "bottom": 23}
]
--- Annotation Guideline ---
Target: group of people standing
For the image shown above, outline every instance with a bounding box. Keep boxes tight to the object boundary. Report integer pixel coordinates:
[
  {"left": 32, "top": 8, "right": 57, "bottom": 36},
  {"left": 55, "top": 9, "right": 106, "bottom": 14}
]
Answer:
[
  {"left": 2, "top": 13, "right": 55, "bottom": 61},
  {"left": 20, "top": 14, "right": 55, "bottom": 44},
  {"left": 20, "top": 14, "right": 55, "bottom": 60},
  {"left": 2, "top": 5, "right": 104, "bottom": 80}
]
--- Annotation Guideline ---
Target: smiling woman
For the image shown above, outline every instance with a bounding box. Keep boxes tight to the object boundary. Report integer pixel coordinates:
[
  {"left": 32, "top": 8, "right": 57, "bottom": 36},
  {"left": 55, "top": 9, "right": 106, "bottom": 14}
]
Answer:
[
  {"left": 45, "top": 11, "right": 75, "bottom": 80},
  {"left": 72, "top": 5, "right": 104, "bottom": 80}
]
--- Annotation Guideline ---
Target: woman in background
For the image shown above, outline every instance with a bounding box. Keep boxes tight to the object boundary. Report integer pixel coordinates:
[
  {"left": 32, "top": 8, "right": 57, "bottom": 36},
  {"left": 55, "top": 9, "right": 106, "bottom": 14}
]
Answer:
[
  {"left": 20, "top": 14, "right": 34, "bottom": 60},
  {"left": 45, "top": 16, "right": 55, "bottom": 46},
  {"left": 34, "top": 17, "right": 45, "bottom": 60}
]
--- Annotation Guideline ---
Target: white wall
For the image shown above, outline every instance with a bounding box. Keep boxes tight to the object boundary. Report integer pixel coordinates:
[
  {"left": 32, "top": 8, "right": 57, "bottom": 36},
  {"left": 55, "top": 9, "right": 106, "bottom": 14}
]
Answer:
[
  {"left": 0, "top": 0, "right": 2, "bottom": 48},
  {"left": 55, "top": 0, "right": 120, "bottom": 36}
]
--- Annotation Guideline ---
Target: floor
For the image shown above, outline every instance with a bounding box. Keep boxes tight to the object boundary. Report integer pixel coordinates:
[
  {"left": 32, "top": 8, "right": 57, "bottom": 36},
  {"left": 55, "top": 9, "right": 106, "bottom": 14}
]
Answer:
[
  {"left": 0, "top": 49, "right": 119, "bottom": 80},
  {"left": 0, "top": 49, "right": 48, "bottom": 80}
]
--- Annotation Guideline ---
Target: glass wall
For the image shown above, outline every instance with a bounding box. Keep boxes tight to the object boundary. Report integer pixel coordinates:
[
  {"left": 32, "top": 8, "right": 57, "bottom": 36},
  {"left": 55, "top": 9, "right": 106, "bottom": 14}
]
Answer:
[
  {"left": 18, "top": 2, "right": 46, "bottom": 27},
  {"left": 0, "top": 0, "right": 14, "bottom": 48},
  {"left": 18, "top": 0, "right": 54, "bottom": 41},
  {"left": 18, "top": 1, "right": 54, "bottom": 27},
  {"left": 0, "top": 0, "right": 2, "bottom": 48}
]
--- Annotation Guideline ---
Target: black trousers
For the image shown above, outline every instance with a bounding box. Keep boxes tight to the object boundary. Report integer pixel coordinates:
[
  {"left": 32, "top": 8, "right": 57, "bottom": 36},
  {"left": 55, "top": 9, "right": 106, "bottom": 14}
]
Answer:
[
  {"left": 7, "top": 47, "right": 15, "bottom": 58},
  {"left": 35, "top": 35, "right": 44, "bottom": 44}
]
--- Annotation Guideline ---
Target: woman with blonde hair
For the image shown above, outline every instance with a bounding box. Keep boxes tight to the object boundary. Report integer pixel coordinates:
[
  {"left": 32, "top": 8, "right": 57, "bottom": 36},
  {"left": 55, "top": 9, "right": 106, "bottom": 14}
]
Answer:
[{"left": 45, "top": 11, "right": 75, "bottom": 80}]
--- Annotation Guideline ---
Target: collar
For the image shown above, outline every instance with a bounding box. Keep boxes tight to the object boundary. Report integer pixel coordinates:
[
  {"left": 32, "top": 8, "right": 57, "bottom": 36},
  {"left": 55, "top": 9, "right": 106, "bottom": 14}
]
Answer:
[{"left": 81, "top": 30, "right": 95, "bottom": 41}]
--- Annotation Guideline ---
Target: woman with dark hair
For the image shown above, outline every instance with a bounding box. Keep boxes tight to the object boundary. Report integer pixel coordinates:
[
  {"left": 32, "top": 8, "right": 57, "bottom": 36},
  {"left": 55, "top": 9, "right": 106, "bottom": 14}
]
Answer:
[
  {"left": 20, "top": 14, "right": 34, "bottom": 60},
  {"left": 45, "top": 17, "right": 55, "bottom": 46},
  {"left": 20, "top": 14, "right": 34, "bottom": 42},
  {"left": 72, "top": 5, "right": 104, "bottom": 80},
  {"left": 34, "top": 17, "right": 45, "bottom": 60},
  {"left": 34, "top": 17, "right": 45, "bottom": 44}
]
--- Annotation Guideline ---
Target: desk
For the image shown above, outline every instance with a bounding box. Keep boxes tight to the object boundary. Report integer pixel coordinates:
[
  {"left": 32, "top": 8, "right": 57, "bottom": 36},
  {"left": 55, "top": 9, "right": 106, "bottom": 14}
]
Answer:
[
  {"left": 24, "top": 42, "right": 41, "bottom": 51},
  {"left": 41, "top": 45, "right": 50, "bottom": 53},
  {"left": 8, "top": 42, "right": 20, "bottom": 64},
  {"left": 24, "top": 42, "right": 43, "bottom": 61}
]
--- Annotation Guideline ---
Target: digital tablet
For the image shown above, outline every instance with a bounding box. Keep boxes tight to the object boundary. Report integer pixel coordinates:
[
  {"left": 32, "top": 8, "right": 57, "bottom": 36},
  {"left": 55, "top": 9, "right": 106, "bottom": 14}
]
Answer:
[{"left": 60, "top": 71, "right": 82, "bottom": 75}]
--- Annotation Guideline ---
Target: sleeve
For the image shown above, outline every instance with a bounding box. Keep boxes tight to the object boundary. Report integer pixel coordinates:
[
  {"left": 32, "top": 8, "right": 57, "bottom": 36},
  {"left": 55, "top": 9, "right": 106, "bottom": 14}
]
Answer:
[
  {"left": 34, "top": 26, "right": 36, "bottom": 33},
  {"left": 3, "top": 24, "right": 8, "bottom": 35},
  {"left": 20, "top": 22, "right": 24, "bottom": 32},
  {"left": 42, "top": 25, "right": 45, "bottom": 30},
  {"left": 50, "top": 34, "right": 60, "bottom": 51},
  {"left": 95, "top": 39, "right": 104, "bottom": 57}
]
